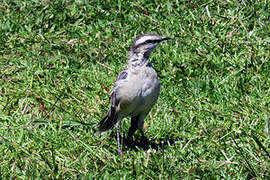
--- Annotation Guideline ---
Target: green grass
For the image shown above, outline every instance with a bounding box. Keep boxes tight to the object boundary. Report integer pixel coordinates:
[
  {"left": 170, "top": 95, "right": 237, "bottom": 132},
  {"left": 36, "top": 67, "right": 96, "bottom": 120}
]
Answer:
[{"left": 0, "top": 0, "right": 270, "bottom": 178}]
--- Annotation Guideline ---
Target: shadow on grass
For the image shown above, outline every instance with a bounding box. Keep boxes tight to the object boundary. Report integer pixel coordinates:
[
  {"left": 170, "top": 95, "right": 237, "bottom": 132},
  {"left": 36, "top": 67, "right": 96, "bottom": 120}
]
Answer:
[
  {"left": 61, "top": 122, "right": 183, "bottom": 153},
  {"left": 110, "top": 132, "right": 184, "bottom": 152}
]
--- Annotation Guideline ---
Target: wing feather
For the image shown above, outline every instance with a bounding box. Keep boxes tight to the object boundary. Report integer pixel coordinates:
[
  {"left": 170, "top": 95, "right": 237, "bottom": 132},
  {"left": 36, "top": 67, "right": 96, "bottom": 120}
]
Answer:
[{"left": 110, "top": 67, "right": 128, "bottom": 107}]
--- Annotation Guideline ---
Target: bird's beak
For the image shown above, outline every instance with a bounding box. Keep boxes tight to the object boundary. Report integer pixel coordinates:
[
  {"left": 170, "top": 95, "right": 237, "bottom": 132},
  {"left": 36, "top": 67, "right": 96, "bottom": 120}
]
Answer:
[{"left": 161, "top": 36, "right": 171, "bottom": 41}]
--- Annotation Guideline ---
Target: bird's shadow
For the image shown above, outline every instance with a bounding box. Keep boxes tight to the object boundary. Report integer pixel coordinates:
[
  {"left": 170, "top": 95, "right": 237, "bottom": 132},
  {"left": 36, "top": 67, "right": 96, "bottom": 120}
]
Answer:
[{"left": 111, "top": 132, "right": 184, "bottom": 152}]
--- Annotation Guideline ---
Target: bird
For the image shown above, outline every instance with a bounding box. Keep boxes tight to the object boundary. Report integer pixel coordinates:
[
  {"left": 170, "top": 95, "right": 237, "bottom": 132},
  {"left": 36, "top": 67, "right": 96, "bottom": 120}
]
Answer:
[{"left": 96, "top": 34, "right": 171, "bottom": 155}]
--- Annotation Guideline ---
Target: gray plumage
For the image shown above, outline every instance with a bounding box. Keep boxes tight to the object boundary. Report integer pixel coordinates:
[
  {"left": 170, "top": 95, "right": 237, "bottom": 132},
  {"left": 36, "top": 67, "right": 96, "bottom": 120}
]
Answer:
[{"left": 96, "top": 34, "right": 170, "bottom": 155}]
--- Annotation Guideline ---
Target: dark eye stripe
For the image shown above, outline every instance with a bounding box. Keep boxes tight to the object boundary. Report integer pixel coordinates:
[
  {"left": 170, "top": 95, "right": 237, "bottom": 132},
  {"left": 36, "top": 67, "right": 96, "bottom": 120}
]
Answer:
[{"left": 145, "top": 39, "right": 161, "bottom": 43}]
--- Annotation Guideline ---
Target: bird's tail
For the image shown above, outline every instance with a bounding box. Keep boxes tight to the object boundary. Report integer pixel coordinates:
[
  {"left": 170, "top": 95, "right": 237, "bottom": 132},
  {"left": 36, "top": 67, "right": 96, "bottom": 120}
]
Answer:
[{"left": 95, "top": 107, "right": 118, "bottom": 134}]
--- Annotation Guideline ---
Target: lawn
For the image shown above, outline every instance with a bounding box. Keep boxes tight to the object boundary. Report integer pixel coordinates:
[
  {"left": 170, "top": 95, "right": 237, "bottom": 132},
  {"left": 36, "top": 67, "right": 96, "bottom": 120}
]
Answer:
[{"left": 0, "top": 0, "right": 269, "bottom": 179}]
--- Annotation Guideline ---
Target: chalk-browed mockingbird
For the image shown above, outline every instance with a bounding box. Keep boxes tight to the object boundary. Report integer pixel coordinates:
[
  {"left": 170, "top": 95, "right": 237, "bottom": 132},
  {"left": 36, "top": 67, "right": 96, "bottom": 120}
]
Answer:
[{"left": 96, "top": 34, "right": 170, "bottom": 155}]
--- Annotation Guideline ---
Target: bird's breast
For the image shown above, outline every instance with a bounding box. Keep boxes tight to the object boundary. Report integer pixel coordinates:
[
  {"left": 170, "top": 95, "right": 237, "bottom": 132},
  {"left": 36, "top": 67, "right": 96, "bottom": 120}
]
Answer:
[
  {"left": 136, "top": 66, "right": 160, "bottom": 108},
  {"left": 117, "top": 66, "right": 160, "bottom": 116}
]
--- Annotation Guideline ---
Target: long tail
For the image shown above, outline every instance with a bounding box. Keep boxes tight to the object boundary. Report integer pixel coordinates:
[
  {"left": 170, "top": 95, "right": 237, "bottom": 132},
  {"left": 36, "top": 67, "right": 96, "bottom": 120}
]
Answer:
[{"left": 96, "top": 107, "right": 118, "bottom": 133}]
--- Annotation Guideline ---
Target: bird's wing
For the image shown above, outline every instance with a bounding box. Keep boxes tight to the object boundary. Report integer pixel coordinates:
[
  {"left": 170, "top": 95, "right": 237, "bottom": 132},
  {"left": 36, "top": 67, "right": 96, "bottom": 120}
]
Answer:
[
  {"left": 97, "top": 68, "right": 128, "bottom": 133},
  {"left": 110, "top": 67, "right": 128, "bottom": 107}
]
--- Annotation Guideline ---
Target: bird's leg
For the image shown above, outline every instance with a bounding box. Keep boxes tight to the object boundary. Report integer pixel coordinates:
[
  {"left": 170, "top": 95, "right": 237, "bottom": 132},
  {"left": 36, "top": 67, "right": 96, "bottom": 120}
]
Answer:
[
  {"left": 137, "top": 117, "right": 149, "bottom": 144},
  {"left": 137, "top": 117, "right": 148, "bottom": 142},
  {"left": 128, "top": 116, "right": 139, "bottom": 138},
  {"left": 116, "top": 120, "right": 122, "bottom": 156}
]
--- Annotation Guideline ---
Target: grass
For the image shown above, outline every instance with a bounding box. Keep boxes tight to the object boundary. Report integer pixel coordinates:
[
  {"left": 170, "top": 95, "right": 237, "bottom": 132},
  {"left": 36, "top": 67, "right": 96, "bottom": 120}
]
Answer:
[{"left": 0, "top": 0, "right": 270, "bottom": 178}]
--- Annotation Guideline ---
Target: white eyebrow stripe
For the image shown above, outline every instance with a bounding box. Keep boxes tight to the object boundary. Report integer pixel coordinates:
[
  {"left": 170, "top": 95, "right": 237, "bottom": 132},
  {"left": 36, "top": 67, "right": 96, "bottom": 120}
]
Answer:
[{"left": 134, "top": 35, "right": 158, "bottom": 47}]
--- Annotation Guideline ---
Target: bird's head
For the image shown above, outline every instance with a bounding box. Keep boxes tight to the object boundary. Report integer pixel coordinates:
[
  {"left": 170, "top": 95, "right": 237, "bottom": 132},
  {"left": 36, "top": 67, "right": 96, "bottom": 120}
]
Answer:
[{"left": 131, "top": 34, "right": 171, "bottom": 58}]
